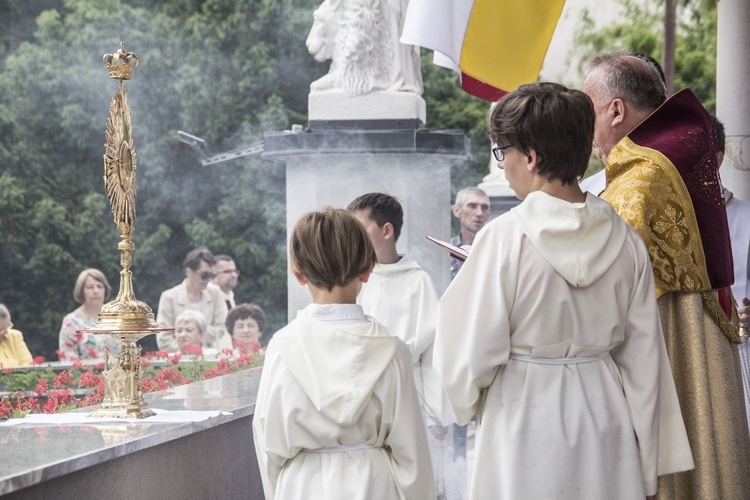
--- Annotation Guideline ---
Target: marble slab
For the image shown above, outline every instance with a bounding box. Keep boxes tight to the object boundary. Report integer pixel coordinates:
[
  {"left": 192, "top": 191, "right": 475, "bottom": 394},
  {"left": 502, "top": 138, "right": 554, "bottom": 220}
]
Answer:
[{"left": 0, "top": 369, "right": 262, "bottom": 496}]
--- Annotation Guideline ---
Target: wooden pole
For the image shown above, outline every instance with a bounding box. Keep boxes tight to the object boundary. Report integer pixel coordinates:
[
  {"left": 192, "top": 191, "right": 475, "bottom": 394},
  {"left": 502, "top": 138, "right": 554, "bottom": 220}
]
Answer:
[{"left": 664, "top": 0, "right": 676, "bottom": 95}]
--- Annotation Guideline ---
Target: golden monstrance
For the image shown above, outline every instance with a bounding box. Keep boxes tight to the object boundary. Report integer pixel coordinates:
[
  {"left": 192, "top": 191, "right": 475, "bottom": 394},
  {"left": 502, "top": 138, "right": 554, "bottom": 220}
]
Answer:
[{"left": 81, "top": 42, "right": 173, "bottom": 419}]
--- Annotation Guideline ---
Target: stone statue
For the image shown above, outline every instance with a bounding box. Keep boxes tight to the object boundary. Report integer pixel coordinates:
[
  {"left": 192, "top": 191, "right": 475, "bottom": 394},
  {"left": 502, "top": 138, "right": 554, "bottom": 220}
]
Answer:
[{"left": 306, "top": 0, "right": 423, "bottom": 96}]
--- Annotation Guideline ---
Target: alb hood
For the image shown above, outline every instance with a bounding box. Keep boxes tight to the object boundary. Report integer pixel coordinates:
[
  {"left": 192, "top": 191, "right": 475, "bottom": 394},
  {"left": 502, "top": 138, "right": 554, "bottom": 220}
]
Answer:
[
  {"left": 511, "top": 191, "right": 628, "bottom": 287},
  {"left": 372, "top": 256, "right": 423, "bottom": 277},
  {"left": 272, "top": 313, "right": 399, "bottom": 426}
]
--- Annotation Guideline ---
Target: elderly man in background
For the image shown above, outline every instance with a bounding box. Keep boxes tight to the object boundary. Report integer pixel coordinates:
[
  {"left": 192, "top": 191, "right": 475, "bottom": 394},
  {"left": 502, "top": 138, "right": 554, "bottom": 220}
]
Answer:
[
  {"left": 448, "top": 187, "right": 491, "bottom": 464},
  {"left": 211, "top": 254, "right": 239, "bottom": 311},
  {"left": 0, "top": 304, "right": 33, "bottom": 368},
  {"left": 156, "top": 247, "right": 230, "bottom": 352},
  {"left": 450, "top": 187, "right": 491, "bottom": 279},
  {"left": 583, "top": 52, "right": 750, "bottom": 498}
]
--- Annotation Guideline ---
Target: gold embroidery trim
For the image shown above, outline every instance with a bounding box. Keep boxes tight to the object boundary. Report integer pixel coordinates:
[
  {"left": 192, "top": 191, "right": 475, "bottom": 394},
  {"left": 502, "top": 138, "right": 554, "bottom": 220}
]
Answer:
[
  {"left": 602, "top": 137, "right": 711, "bottom": 297},
  {"left": 702, "top": 290, "right": 741, "bottom": 344}
]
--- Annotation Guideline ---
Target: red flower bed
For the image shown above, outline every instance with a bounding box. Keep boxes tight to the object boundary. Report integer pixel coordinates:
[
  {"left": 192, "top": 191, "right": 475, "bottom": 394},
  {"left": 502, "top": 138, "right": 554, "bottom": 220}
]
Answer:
[{"left": 0, "top": 343, "right": 264, "bottom": 419}]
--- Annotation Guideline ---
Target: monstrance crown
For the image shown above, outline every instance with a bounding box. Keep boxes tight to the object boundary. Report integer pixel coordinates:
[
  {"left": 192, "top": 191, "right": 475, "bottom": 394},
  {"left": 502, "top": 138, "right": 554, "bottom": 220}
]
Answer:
[{"left": 103, "top": 41, "right": 139, "bottom": 80}]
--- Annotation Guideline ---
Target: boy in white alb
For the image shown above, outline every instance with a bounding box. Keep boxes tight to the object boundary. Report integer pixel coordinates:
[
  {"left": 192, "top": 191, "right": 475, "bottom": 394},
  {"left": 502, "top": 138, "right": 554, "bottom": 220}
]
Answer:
[
  {"left": 253, "top": 208, "right": 434, "bottom": 500},
  {"left": 348, "top": 193, "right": 454, "bottom": 497},
  {"left": 435, "top": 82, "right": 692, "bottom": 499}
]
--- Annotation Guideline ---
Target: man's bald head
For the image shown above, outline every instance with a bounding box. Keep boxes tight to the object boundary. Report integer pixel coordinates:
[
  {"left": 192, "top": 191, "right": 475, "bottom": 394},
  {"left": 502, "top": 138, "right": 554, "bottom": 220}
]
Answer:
[
  {"left": 583, "top": 53, "right": 667, "bottom": 161},
  {"left": 586, "top": 53, "right": 667, "bottom": 112}
]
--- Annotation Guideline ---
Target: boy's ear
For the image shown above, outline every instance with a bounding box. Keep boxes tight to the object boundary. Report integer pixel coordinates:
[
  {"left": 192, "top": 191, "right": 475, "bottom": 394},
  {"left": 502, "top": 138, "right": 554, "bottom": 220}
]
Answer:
[
  {"left": 526, "top": 148, "right": 539, "bottom": 173},
  {"left": 360, "top": 263, "right": 375, "bottom": 283},
  {"left": 293, "top": 272, "right": 308, "bottom": 286},
  {"left": 382, "top": 222, "right": 395, "bottom": 240}
]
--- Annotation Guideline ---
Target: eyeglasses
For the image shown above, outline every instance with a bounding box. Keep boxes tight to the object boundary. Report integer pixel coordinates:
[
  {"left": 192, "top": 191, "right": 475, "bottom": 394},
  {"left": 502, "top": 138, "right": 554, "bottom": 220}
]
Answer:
[
  {"left": 218, "top": 269, "right": 240, "bottom": 276},
  {"left": 199, "top": 271, "right": 217, "bottom": 281},
  {"left": 492, "top": 144, "right": 516, "bottom": 162}
]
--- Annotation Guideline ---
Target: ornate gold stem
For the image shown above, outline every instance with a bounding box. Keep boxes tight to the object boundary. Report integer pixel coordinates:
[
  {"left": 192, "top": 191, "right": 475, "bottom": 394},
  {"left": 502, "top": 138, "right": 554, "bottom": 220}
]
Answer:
[{"left": 78, "top": 42, "right": 173, "bottom": 419}]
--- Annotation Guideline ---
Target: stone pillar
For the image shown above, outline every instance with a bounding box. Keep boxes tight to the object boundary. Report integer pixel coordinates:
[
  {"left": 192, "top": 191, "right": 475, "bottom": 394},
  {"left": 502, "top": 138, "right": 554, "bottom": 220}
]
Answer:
[
  {"left": 717, "top": 0, "right": 750, "bottom": 201},
  {"left": 263, "top": 122, "right": 468, "bottom": 320}
]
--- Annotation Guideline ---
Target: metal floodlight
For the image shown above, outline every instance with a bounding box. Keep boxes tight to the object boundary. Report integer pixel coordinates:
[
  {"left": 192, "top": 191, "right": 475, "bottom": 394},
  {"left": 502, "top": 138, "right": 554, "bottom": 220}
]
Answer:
[
  {"left": 177, "top": 130, "right": 265, "bottom": 166},
  {"left": 177, "top": 130, "right": 212, "bottom": 161}
]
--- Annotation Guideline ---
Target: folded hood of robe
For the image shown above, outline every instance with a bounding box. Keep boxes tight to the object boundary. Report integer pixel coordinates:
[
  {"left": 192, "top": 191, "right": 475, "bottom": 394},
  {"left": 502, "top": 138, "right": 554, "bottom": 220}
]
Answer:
[
  {"left": 372, "top": 256, "right": 422, "bottom": 277},
  {"left": 272, "top": 313, "right": 399, "bottom": 426},
  {"left": 510, "top": 191, "right": 628, "bottom": 287}
]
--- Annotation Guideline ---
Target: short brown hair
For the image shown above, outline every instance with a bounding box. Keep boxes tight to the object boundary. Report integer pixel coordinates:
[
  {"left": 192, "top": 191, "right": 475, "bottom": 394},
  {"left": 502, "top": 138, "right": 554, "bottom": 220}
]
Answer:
[
  {"left": 290, "top": 207, "right": 377, "bottom": 292},
  {"left": 73, "top": 268, "right": 112, "bottom": 304},
  {"left": 226, "top": 303, "right": 266, "bottom": 336},
  {"left": 488, "top": 82, "right": 595, "bottom": 184},
  {"left": 347, "top": 193, "right": 404, "bottom": 241},
  {"left": 183, "top": 247, "right": 215, "bottom": 271}
]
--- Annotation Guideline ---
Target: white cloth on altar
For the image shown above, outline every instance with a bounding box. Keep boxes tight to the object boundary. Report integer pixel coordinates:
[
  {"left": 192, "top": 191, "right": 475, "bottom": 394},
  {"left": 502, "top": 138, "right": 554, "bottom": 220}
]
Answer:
[
  {"left": 252, "top": 304, "right": 435, "bottom": 500},
  {"left": 0, "top": 408, "right": 230, "bottom": 426},
  {"left": 434, "top": 191, "right": 692, "bottom": 499},
  {"left": 358, "top": 257, "right": 454, "bottom": 426}
]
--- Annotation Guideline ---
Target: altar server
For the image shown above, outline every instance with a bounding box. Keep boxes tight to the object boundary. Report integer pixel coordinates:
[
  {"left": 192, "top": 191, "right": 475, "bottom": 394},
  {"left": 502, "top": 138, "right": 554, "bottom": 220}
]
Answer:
[
  {"left": 253, "top": 207, "right": 434, "bottom": 500},
  {"left": 434, "top": 82, "right": 693, "bottom": 500}
]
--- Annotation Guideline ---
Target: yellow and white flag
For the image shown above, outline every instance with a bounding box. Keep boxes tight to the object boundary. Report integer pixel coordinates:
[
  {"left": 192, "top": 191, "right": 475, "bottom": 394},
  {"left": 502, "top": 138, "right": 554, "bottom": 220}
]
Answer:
[{"left": 401, "top": 0, "right": 566, "bottom": 100}]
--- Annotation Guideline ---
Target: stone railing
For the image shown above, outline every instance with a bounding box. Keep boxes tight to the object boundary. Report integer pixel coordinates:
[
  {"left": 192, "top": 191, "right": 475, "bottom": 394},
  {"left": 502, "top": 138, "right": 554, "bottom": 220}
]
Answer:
[{"left": 0, "top": 369, "right": 264, "bottom": 499}]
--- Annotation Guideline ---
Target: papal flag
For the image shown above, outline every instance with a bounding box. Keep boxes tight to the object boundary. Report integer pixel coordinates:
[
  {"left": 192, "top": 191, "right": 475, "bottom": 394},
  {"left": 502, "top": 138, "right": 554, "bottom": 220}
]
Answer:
[{"left": 400, "top": 0, "right": 566, "bottom": 101}]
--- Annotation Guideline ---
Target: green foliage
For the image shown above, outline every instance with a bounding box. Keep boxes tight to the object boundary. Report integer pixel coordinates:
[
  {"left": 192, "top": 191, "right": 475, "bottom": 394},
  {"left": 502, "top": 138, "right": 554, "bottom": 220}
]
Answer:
[
  {"left": 0, "top": 368, "right": 56, "bottom": 392},
  {"left": 0, "top": 0, "right": 321, "bottom": 357},
  {"left": 0, "top": 0, "right": 488, "bottom": 357},
  {"left": 572, "top": 0, "right": 717, "bottom": 113}
]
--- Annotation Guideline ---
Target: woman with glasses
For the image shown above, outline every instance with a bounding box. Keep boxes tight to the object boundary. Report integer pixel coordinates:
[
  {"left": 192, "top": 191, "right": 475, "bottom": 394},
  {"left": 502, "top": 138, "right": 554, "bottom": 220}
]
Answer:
[
  {"left": 155, "top": 247, "right": 232, "bottom": 352},
  {"left": 59, "top": 269, "right": 123, "bottom": 360},
  {"left": 433, "top": 82, "right": 691, "bottom": 499}
]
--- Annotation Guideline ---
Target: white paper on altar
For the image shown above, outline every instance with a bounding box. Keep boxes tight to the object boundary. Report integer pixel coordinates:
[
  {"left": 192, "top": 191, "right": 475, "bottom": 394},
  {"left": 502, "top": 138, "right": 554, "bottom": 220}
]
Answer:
[{"left": 0, "top": 408, "right": 232, "bottom": 427}]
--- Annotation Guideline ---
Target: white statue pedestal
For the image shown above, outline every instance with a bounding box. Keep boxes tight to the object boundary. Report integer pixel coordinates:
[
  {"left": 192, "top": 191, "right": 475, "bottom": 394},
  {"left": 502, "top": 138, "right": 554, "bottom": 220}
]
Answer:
[
  {"left": 264, "top": 121, "right": 468, "bottom": 319},
  {"left": 308, "top": 90, "right": 427, "bottom": 123}
]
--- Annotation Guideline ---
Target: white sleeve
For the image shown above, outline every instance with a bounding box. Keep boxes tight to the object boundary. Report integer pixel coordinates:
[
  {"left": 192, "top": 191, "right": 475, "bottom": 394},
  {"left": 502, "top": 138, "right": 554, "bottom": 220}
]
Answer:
[
  {"left": 384, "top": 343, "right": 437, "bottom": 499},
  {"left": 252, "top": 344, "right": 286, "bottom": 499},
  {"left": 433, "top": 223, "right": 517, "bottom": 425}
]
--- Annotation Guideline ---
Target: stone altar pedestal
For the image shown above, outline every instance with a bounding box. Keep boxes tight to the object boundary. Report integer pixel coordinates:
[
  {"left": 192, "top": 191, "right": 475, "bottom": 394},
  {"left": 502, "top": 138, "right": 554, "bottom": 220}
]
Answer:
[{"left": 263, "top": 119, "right": 469, "bottom": 320}]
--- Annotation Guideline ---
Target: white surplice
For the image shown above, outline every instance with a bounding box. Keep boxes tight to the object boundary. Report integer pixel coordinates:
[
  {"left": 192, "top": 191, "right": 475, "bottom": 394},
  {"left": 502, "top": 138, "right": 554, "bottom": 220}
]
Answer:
[
  {"left": 434, "top": 191, "right": 692, "bottom": 499},
  {"left": 253, "top": 304, "right": 435, "bottom": 500},
  {"left": 724, "top": 188, "right": 750, "bottom": 302},
  {"left": 358, "top": 258, "right": 454, "bottom": 427}
]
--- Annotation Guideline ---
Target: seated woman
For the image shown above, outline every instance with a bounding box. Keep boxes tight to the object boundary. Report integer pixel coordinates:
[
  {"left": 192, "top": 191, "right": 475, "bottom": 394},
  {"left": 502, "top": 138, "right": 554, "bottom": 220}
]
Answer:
[
  {"left": 59, "top": 269, "right": 122, "bottom": 360},
  {"left": 175, "top": 309, "right": 208, "bottom": 354},
  {"left": 225, "top": 303, "right": 266, "bottom": 349},
  {"left": 0, "top": 304, "right": 33, "bottom": 368}
]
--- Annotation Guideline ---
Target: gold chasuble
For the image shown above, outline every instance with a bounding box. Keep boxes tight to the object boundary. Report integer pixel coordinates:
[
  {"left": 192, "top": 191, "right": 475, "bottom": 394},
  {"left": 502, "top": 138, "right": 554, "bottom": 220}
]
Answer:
[{"left": 602, "top": 89, "right": 750, "bottom": 500}]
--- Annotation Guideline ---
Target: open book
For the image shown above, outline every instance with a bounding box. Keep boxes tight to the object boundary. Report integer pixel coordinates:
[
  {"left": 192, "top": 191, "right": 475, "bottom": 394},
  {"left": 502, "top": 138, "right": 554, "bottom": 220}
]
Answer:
[{"left": 426, "top": 236, "right": 469, "bottom": 262}]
